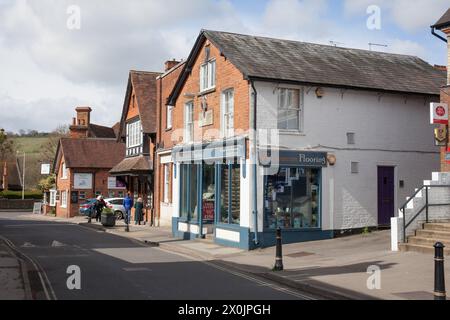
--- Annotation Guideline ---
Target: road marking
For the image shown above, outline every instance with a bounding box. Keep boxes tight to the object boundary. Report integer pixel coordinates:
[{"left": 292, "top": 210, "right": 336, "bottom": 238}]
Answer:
[
  {"left": 51, "top": 241, "right": 66, "bottom": 247},
  {"left": 0, "top": 235, "right": 57, "bottom": 300},
  {"left": 122, "top": 267, "right": 152, "bottom": 272},
  {"left": 21, "top": 242, "right": 36, "bottom": 248}
]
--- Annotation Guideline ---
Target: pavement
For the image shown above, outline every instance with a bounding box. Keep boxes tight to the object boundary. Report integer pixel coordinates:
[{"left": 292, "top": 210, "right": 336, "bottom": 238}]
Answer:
[
  {"left": 0, "top": 240, "right": 28, "bottom": 300},
  {"left": 6, "top": 211, "right": 450, "bottom": 300}
]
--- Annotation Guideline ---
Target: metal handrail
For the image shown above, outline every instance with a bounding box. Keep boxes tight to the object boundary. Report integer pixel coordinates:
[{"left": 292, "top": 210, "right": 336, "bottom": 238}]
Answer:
[{"left": 401, "top": 185, "right": 450, "bottom": 243}]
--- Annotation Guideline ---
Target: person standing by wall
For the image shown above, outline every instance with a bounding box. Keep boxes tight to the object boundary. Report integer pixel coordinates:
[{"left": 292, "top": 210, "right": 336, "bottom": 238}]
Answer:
[{"left": 134, "top": 197, "right": 144, "bottom": 225}]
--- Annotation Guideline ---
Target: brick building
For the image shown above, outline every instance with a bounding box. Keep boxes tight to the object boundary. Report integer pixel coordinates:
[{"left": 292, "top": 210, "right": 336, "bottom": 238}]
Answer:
[
  {"left": 53, "top": 107, "right": 125, "bottom": 218},
  {"left": 162, "top": 30, "right": 444, "bottom": 249},
  {"left": 1, "top": 160, "right": 22, "bottom": 191},
  {"left": 431, "top": 9, "right": 450, "bottom": 171},
  {"left": 110, "top": 71, "right": 161, "bottom": 224}
]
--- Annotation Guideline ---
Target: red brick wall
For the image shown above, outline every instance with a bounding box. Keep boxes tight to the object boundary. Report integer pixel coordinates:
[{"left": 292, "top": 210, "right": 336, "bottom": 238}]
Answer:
[{"left": 440, "top": 86, "right": 450, "bottom": 172}]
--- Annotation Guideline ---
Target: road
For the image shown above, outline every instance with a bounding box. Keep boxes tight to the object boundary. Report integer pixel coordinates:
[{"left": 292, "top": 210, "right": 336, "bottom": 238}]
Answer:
[{"left": 0, "top": 212, "right": 313, "bottom": 300}]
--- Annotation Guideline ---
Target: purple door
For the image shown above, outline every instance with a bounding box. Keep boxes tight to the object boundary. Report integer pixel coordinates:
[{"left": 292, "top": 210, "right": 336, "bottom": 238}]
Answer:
[{"left": 378, "top": 166, "right": 395, "bottom": 225}]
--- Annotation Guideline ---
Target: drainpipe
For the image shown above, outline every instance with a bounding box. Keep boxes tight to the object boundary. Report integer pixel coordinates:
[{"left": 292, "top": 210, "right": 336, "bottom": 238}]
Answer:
[
  {"left": 431, "top": 26, "right": 448, "bottom": 43},
  {"left": 250, "top": 79, "right": 259, "bottom": 246}
]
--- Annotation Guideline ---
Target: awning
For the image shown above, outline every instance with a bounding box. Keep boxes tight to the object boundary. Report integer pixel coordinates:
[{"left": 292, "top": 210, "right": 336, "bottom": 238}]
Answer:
[{"left": 110, "top": 155, "right": 153, "bottom": 176}]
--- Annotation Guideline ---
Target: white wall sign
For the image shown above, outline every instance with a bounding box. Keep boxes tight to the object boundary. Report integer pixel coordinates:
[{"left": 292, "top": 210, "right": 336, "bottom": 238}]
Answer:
[
  {"left": 74, "top": 173, "right": 93, "bottom": 189},
  {"left": 430, "top": 103, "right": 448, "bottom": 124},
  {"left": 41, "top": 164, "right": 51, "bottom": 175},
  {"left": 107, "top": 177, "right": 126, "bottom": 190}
]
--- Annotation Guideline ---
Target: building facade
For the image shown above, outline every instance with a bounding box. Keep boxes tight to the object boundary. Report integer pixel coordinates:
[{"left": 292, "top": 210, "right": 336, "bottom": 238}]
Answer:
[
  {"left": 163, "top": 30, "right": 445, "bottom": 249},
  {"left": 53, "top": 107, "right": 125, "bottom": 218}
]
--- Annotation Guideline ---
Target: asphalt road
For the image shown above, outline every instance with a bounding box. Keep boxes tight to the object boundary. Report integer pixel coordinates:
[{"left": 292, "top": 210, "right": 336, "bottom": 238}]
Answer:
[{"left": 0, "top": 212, "right": 312, "bottom": 300}]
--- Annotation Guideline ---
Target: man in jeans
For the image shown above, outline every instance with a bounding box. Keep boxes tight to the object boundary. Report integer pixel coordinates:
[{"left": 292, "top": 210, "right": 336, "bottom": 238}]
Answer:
[{"left": 123, "top": 192, "right": 134, "bottom": 226}]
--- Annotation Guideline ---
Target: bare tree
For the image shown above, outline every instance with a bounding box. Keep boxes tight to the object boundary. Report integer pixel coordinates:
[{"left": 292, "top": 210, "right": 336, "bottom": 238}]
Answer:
[
  {"left": 39, "top": 125, "right": 69, "bottom": 165},
  {"left": 0, "top": 129, "right": 16, "bottom": 162}
]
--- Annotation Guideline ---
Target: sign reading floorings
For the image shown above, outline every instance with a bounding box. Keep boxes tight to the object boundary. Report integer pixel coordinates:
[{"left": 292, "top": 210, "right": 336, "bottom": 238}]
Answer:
[
  {"left": 430, "top": 103, "right": 449, "bottom": 125},
  {"left": 260, "top": 150, "right": 328, "bottom": 167}
]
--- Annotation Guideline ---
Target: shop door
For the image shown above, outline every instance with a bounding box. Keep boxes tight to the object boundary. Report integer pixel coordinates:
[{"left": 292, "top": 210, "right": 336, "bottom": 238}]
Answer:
[{"left": 377, "top": 166, "right": 395, "bottom": 225}]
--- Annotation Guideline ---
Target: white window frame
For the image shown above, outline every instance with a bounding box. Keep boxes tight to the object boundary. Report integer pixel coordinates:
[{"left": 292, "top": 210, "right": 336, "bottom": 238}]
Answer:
[
  {"left": 49, "top": 190, "right": 57, "bottom": 207},
  {"left": 126, "top": 120, "right": 143, "bottom": 148},
  {"left": 166, "top": 105, "right": 173, "bottom": 130},
  {"left": 163, "top": 164, "right": 170, "bottom": 203},
  {"left": 184, "top": 102, "right": 194, "bottom": 143},
  {"left": 200, "top": 59, "right": 216, "bottom": 92},
  {"left": 61, "top": 162, "right": 68, "bottom": 180},
  {"left": 221, "top": 89, "right": 235, "bottom": 138},
  {"left": 60, "top": 190, "right": 67, "bottom": 208},
  {"left": 277, "top": 88, "right": 302, "bottom": 131}
]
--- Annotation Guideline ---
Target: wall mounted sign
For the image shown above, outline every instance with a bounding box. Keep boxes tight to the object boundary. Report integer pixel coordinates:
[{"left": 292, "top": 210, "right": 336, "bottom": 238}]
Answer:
[
  {"left": 73, "top": 173, "right": 93, "bottom": 189},
  {"left": 434, "top": 125, "right": 447, "bottom": 146},
  {"left": 260, "top": 150, "right": 328, "bottom": 167},
  {"left": 430, "top": 103, "right": 448, "bottom": 125},
  {"left": 199, "top": 110, "right": 213, "bottom": 127},
  {"left": 40, "top": 164, "right": 51, "bottom": 175}
]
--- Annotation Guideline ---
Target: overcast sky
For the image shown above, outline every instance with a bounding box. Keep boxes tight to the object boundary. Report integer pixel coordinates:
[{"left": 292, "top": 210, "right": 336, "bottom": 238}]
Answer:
[{"left": 1, "top": 0, "right": 449, "bottom": 133}]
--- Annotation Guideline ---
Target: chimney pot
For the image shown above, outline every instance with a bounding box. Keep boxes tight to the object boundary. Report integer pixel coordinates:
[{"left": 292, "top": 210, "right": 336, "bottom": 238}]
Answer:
[{"left": 164, "top": 59, "right": 181, "bottom": 71}]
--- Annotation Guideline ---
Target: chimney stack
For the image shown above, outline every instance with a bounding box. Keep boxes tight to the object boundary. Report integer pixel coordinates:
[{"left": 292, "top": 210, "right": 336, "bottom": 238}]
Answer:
[
  {"left": 164, "top": 59, "right": 181, "bottom": 72},
  {"left": 69, "top": 106, "right": 92, "bottom": 138}
]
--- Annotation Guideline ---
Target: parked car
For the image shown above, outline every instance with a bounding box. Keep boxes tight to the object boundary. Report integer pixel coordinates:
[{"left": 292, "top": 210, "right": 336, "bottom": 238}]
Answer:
[
  {"left": 104, "top": 198, "right": 126, "bottom": 220},
  {"left": 79, "top": 199, "right": 97, "bottom": 217}
]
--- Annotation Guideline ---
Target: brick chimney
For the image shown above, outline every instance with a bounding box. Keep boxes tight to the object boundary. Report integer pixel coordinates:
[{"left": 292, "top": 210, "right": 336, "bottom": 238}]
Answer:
[
  {"left": 2, "top": 161, "right": 8, "bottom": 191},
  {"left": 69, "top": 106, "right": 92, "bottom": 138},
  {"left": 164, "top": 59, "right": 181, "bottom": 72}
]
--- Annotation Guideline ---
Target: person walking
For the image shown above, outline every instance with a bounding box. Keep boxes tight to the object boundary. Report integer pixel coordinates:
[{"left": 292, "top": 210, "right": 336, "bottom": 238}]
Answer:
[
  {"left": 123, "top": 192, "right": 133, "bottom": 225},
  {"left": 134, "top": 198, "right": 144, "bottom": 225},
  {"left": 94, "top": 195, "right": 106, "bottom": 223}
]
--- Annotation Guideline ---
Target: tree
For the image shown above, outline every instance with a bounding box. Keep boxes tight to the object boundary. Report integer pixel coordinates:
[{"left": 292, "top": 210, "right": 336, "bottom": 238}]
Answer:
[
  {"left": 39, "top": 125, "right": 69, "bottom": 164},
  {"left": 0, "top": 129, "right": 15, "bottom": 162},
  {"left": 38, "top": 174, "right": 56, "bottom": 192}
]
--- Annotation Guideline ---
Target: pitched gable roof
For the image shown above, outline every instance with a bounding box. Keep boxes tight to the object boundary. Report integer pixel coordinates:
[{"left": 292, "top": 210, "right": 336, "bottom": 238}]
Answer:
[
  {"left": 0, "top": 161, "right": 22, "bottom": 191},
  {"left": 117, "top": 70, "right": 162, "bottom": 139},
  {"left": 54, "top": 138, "right": 125, "bottom": 173},
  {"left": 88, "top": 123, "right": 116, "bottom": 139},
  {"left": 432, "top": 8, "right": 450, "bottom": 29},
  {"left": 168, "top": 30, "right": 445, "bottom": 105}
]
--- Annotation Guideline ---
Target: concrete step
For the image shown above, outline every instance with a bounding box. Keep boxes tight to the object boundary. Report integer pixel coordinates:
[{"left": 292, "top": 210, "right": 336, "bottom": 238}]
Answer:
[
  {"left": 408, "top": 237, "right": 450, "bottom": 247},
  {"left": 424, "top": 223, "right": 450, "bottom": 232},
  {"left": 399, "top": 243, "right": 450, "bottom": 255},
  {"left": 416, "top": 229, "right": 450, "bottom": 240}
]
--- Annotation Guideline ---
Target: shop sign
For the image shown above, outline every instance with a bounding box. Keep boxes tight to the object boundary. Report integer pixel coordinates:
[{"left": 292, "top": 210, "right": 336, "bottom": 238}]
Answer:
[
  {"left": 202, "top": 201, "right": 215, "bottom": 221},
  {"left": 107, "top": 177, "right": 126, "bottom": 189},
  {"left": 430, "top": 103, "right": 448, "bottom": 125},
  {"left": 73, "top": 173, "right": 93, "bottom": 189},
  {"left": 435, "top": 125, "right": 447, "bottom": 146},
  {"left": 261, "top": 150, "right": 328, "bottom": 167}
]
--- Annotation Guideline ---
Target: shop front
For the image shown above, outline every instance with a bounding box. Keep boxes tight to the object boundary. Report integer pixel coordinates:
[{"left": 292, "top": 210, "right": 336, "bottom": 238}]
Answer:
[{"left": 258, "top": 150, "right": 333, "bottom": 247}]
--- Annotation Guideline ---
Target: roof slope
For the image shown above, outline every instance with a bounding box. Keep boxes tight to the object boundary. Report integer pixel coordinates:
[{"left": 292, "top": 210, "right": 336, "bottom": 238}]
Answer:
[
  {"left": 204, "top": 30, "right": 445, "bottom": 95},
  {"left": 0, "top": 161, "right": 22, "bottom": 190},
  {"left": 432, "top": 8, "right": 450, "bottom": 29},
  {"left": 56, "top": 138, "right": 125, "bottom": 170},
  {"left": 89, "top": 123, "right": 116, "bottom": 139},
  {"left": 110, "top": 155, "right": 153, "bottom": 175}
]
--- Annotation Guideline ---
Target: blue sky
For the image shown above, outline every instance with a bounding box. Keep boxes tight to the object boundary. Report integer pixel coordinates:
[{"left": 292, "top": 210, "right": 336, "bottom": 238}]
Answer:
[{"left": 0, "top": 0, "right": 449, "bottom": 132}]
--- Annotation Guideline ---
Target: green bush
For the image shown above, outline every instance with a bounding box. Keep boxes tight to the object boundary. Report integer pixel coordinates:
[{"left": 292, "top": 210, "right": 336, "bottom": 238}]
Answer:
[
  {"left": 102, "top": 207, "right": 114, "bottom": 215},
  {"left": 0, "top": 190, "right": 43, "bottom": 200}
]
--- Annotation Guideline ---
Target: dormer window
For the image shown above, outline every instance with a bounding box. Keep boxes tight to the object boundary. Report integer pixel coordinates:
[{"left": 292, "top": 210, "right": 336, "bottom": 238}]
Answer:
[{"left": 126, "top": 119, "right": 143, "bottom": 157}]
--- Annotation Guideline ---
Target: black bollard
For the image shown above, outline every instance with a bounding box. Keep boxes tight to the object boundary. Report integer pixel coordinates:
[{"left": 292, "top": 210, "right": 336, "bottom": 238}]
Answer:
[
  {"left": 274, "top": 227, "right": 284, "bottom": 271},
  {"left": 125, "top": 215, "right": 130, "bottom": 232},
  {"left": 434, "top": 242, "right": 446, "bottom": 300}
]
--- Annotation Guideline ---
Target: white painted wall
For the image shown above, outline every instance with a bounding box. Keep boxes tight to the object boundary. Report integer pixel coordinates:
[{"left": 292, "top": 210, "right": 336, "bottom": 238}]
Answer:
[{"left": 255, "top": 81, "right": 440, "bottom": 230}]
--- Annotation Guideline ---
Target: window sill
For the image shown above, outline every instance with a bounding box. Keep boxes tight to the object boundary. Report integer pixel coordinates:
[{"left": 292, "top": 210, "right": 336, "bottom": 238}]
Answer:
[
  {"left": 165, "top": 127, "right": 172, "bottom": 132},
  {"left": 278, "top": 130, "right": 305, "bottom": 136},
  {"left": 198, "top": 88, "right": 216, "bottom": 96}
]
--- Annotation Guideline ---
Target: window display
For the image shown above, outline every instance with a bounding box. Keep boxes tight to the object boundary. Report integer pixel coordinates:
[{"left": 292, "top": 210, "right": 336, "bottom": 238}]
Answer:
[{"left": 264, "top": 167, "right": 320, "bottom": 229}]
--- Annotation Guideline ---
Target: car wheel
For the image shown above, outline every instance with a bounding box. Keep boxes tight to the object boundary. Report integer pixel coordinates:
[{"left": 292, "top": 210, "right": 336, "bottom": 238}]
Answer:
[{"left": 114, "top": 211, "right": 123, "bottom": 220}]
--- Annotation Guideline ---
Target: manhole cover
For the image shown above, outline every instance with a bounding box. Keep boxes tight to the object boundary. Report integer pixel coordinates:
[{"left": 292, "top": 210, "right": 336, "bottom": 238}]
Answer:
[{"left": 286, "top": 252, "right": 315, "bottom": 258}]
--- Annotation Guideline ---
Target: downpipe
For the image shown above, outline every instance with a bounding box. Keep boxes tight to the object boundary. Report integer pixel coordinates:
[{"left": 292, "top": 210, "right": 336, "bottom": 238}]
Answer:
[{"left": 250, "top": 80, "right": 259, "bottom": 246}]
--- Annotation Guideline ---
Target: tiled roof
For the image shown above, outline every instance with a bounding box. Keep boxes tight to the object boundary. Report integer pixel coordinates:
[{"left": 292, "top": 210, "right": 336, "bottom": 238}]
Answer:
[
  {"left": 110, "top": 155, "right": 153, "bottom": 175},
  {"left": 89, "top": 123, "right": 116, "bottom": 139},
  {"left": 432, "top": 8, "right": 450, "bottom": 29},
  {"left": 204, "top": 30, "right": 445, "bottom": 95},
  {"left": 55, "top": 138, "right": 125, "bottom": 171},
  {"left": 0, "top": 161, "right": 22, "bottom": 190}
]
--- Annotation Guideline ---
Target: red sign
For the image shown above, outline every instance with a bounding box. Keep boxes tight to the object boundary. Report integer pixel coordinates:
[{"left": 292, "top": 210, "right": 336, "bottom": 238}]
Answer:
[
  {"left": 430, "top": 103, "right": 449, "bottom": 125},
  {"left": 202, "top": 201, "right": 215, "bottom": 221}
]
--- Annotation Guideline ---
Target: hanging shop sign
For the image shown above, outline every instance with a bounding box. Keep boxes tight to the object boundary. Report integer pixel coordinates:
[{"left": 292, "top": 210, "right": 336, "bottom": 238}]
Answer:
[
  {"left": 434, "top": 125, "right": 447, "bottom": 146},
  {"left": 430, "top": 103, "right": 449, "bottom": 125},
  {"left": 40, "top": 163, "right": 51, "bottom": 175}
]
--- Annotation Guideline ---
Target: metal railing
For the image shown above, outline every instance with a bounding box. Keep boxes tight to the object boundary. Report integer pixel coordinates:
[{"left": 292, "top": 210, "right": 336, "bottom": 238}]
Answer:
[{"left": 400, "top": 185, "right": 450, "bottom": 243}]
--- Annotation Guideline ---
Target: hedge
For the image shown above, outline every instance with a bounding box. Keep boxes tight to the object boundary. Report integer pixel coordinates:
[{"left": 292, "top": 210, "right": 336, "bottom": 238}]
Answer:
[{"left": 0, "top": 190, "right": 43, "bottom": 200}]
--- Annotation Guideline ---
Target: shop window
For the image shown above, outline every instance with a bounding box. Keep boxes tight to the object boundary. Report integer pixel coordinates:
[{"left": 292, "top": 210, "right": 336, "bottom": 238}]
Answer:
[
  {"left": 202, "top": 165, "right": 215, "bottom": 222},
  {"left": 180, "top": 164, "right": 199, "bottom": 221},
  {"left": 118, "top": 191, "right": 124, "bottom": 198},
  {"left": 79, "top": 191, "right": 86, "bottom": 201},
  {"left": 163, "top": 164, "right": 170, "bottom": 203},
  {"left": 264, "top": 167, "right": 320, "bottom": 229},
  {"left": 219, "top": 163, "right": 240, "bottom": 225},
  {"left": 277, "top": 88, "right": 301, "bottom": 130}
]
